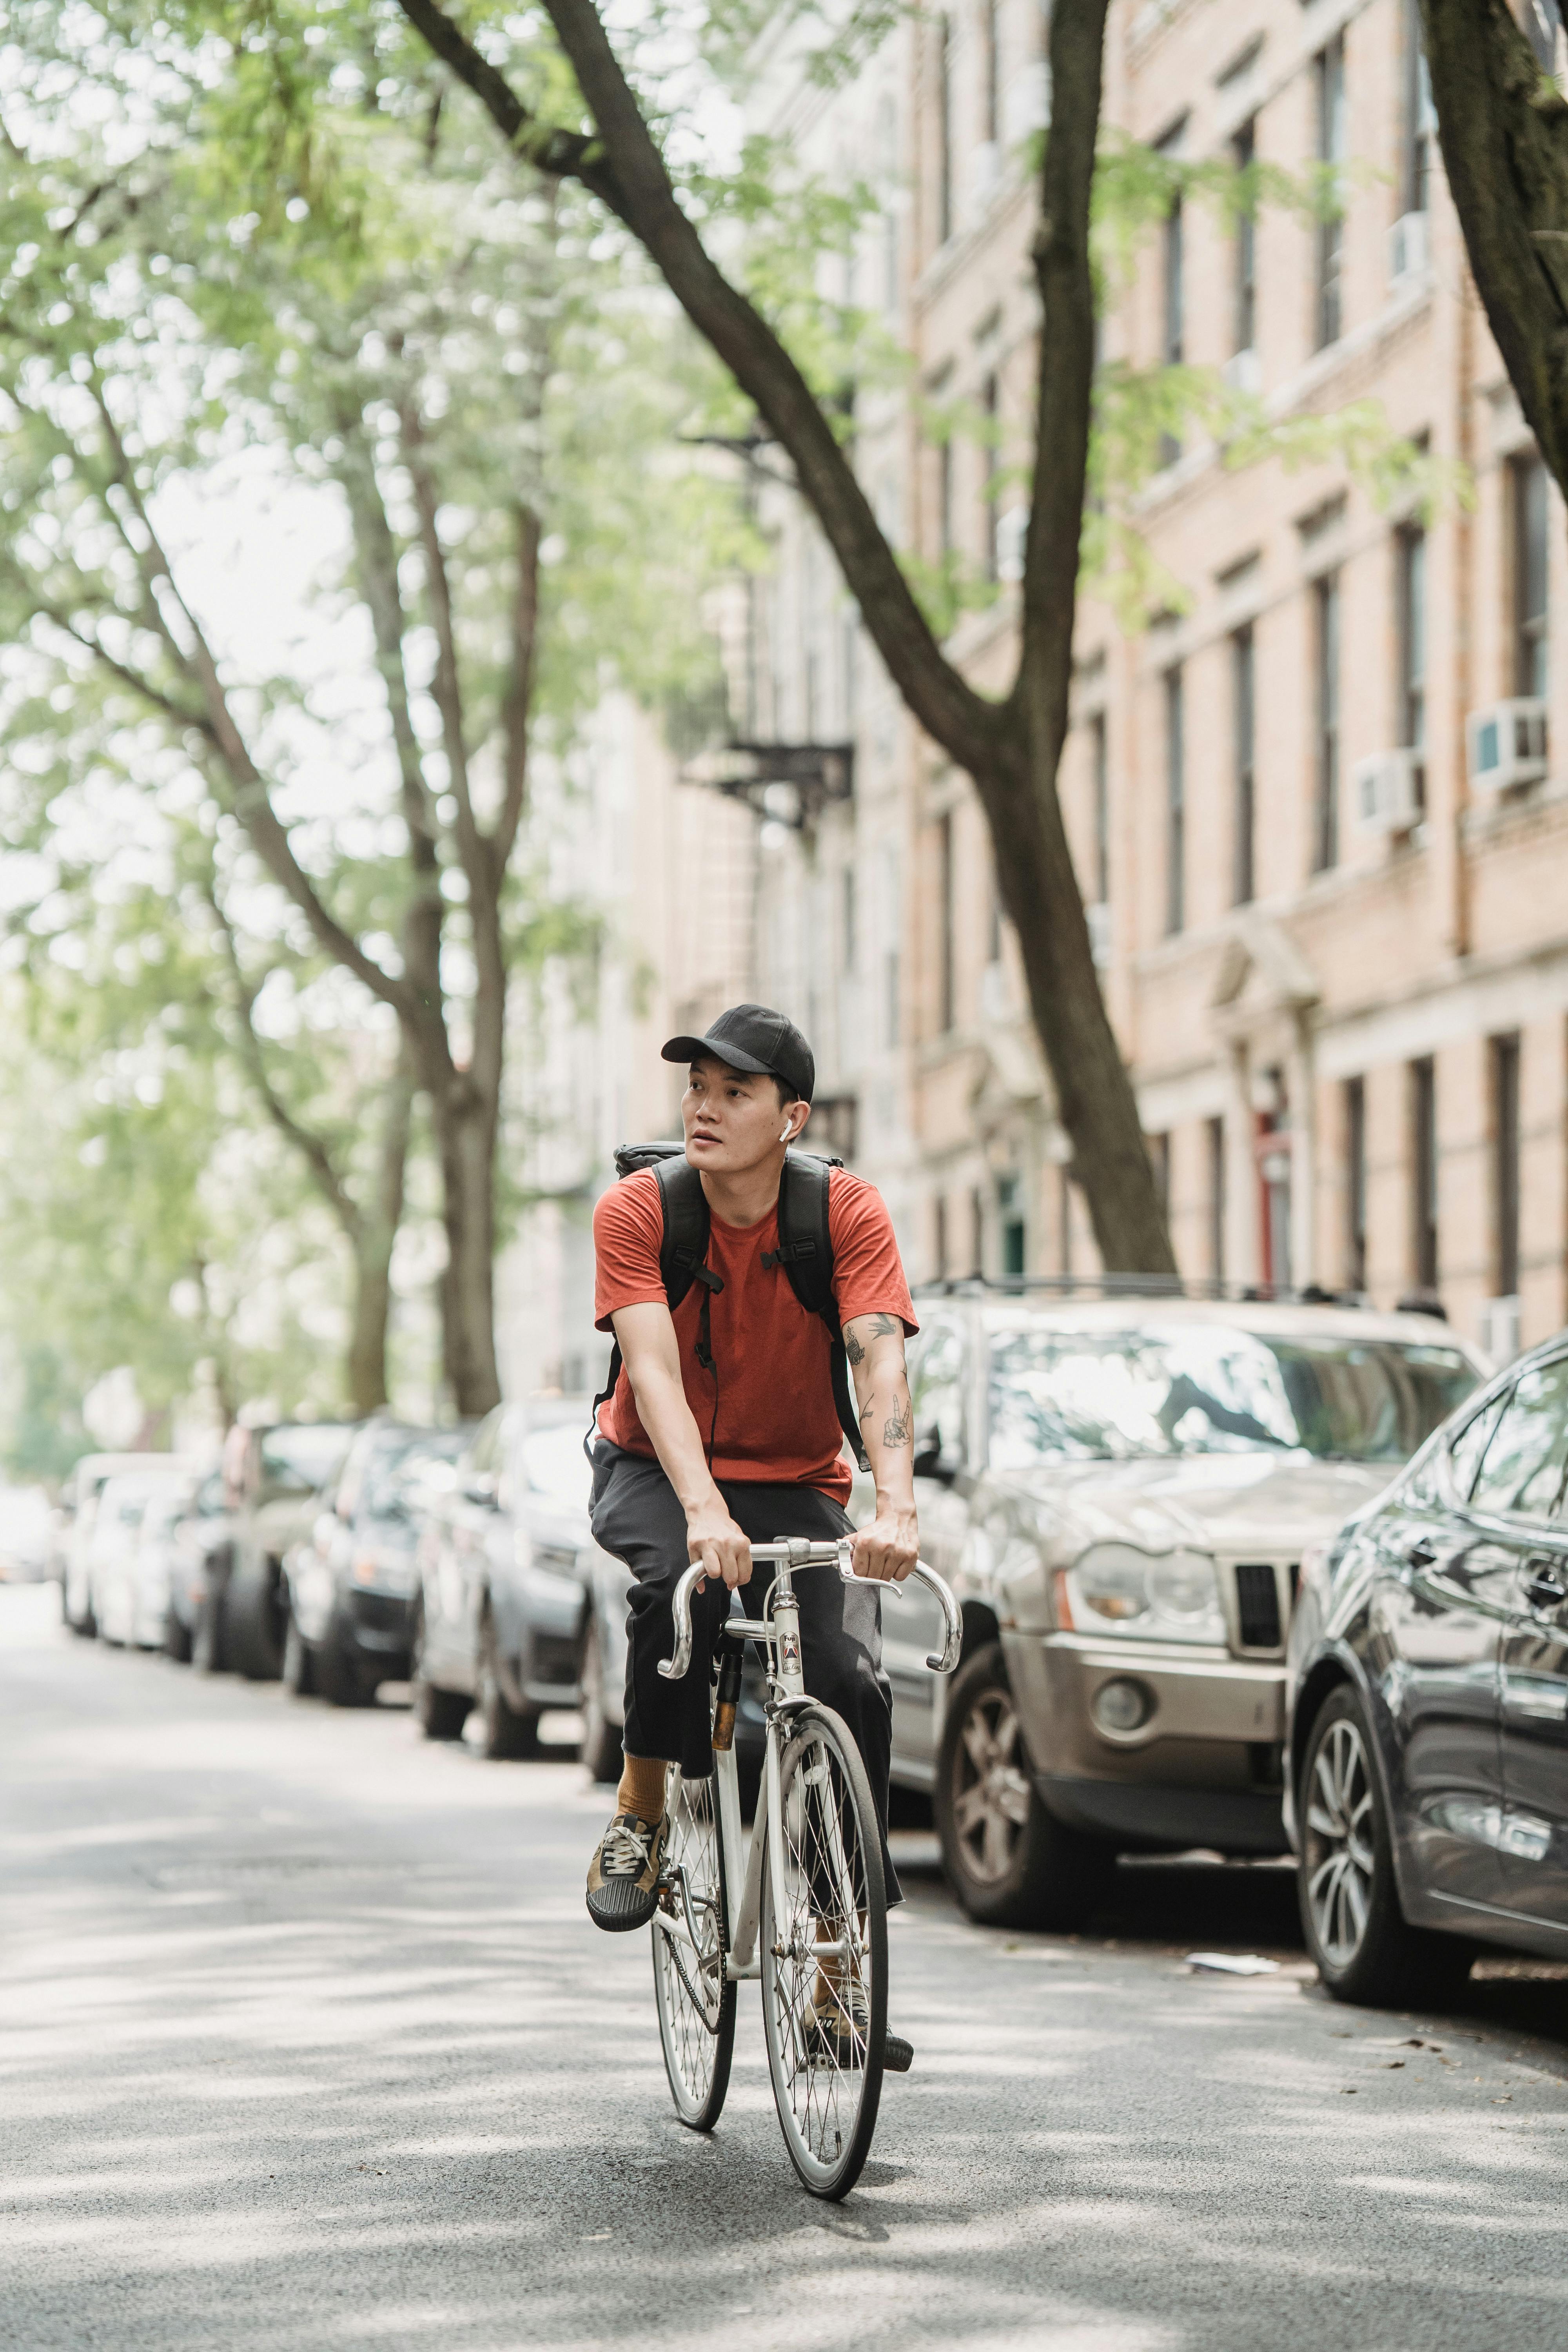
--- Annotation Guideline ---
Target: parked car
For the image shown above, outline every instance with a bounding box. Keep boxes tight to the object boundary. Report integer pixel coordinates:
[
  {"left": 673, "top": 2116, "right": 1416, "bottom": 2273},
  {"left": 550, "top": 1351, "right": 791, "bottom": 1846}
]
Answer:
[
  {"left": 868, "top": 1287, "right": 1485, "bottom": 1931},
  {"left": 89, "top": 1467, "right": 201, "bottom": 1647},
  {"left": 413, "top": 1399, "right": 646, "bottom": 1775},
  {"left": 281, "top": 1421, "right": 470, "bottom": 1706},
  {"left": 96, "top": 1475, "right": 198, "bottom": 1650},
  {"left": 201, "top": 1419, "right": 358, "bottom": 1679},
  {"left": 163, "top": 1470, "right": 234, "bottom": 1664},
  {"left": 1286, "top": 1330, "right": 1568, "bottom": 2004},
  {"left": 60, "top": 1453, "right": 181, "bottom": 1635},
  {"left": 0, "top": 1485, "right": 54, "bottom": 1582}
]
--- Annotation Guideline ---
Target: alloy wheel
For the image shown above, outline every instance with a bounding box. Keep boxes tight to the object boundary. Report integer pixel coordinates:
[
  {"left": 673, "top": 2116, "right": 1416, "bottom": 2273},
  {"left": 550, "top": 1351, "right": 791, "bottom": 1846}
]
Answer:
[
  {"left": 1304, "top": 1717, "right": 1376, "bottom": 1967},
  {"left": 949, "top": 1684, "right": 1031, "bottom": 1885}
]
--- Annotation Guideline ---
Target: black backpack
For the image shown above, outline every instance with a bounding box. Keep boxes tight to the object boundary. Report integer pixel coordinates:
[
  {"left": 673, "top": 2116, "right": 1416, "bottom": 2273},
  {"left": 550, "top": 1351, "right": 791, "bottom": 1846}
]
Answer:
[{"left": 586, "top": 1143, "right": 869, "bottom": 1473}]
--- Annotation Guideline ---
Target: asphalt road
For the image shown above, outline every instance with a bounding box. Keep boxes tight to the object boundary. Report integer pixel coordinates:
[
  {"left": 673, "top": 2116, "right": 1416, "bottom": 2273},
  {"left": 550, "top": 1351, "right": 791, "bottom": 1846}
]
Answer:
[{"left": 5, "top": 1582, "right": 1568, "bottom": 2352}]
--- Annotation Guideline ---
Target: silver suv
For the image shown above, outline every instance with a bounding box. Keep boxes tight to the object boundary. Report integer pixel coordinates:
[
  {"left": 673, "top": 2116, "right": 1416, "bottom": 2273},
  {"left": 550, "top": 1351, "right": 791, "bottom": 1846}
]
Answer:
[{"left": 869, "top": 1289, "right": 1484, "bottom": 1930}]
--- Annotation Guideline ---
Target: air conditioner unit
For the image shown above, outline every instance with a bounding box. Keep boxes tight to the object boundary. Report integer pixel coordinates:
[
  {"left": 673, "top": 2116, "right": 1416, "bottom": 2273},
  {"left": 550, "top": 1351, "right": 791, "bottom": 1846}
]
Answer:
[
  {"left": 1468, "top": 698, "right": 1549, "bottom": 794},
  {"left": 1480, "top": 1294, "right": 1521, "bottom": 1366},
  {"left": 1223, "top": 347, "right": 1261, "bottom": 397},
  {"left": 1388, "top": 209, "right": 1429, "bottom": 286},
  {"left": 1086, "top": 901, "right": 1111, "bottom": 968},
  {"left": 1353, "top": 746, "right": 1425, "bottom": 836}
]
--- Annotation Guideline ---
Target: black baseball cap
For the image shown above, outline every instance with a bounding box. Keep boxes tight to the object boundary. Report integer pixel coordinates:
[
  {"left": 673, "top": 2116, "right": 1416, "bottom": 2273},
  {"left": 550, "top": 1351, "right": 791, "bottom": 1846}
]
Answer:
[{"left": 662, "top": 1002, "right": 815, "bottom": 1103}]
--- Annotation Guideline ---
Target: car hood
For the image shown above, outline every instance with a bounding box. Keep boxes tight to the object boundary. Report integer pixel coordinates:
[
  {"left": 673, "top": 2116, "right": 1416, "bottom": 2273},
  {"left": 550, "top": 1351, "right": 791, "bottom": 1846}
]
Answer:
[{"left": 993, "top": 1451, "right": 1394, "bottom": 1557}]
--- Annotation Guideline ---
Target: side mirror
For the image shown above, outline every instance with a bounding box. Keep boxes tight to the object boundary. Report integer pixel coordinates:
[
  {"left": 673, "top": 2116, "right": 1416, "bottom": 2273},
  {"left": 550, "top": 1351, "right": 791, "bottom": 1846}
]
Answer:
[{"left": 913, "top": 1426, "right": 959, "bottom": 1486}]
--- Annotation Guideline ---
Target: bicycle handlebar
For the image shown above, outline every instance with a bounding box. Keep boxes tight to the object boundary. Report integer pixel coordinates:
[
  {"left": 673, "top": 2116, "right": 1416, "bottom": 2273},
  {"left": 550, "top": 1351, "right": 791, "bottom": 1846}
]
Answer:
[{"left": 657, "top": 1537, "right": 963, "bottom": 1684}]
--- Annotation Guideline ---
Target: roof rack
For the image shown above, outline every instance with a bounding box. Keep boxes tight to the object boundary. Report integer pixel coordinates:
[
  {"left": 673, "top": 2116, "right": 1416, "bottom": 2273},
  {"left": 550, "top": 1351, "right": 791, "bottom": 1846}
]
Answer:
[{"left": 911, "top": 1274, "right": 1376, "bottom": 1308}]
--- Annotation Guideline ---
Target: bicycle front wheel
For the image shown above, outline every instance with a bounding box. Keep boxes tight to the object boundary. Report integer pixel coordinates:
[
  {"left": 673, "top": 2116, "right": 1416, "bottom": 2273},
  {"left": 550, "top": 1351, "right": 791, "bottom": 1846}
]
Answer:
[
  {"left": 652, "top": 1766, "right": 736, "bottom": 2131},
  {"left": 760, "top": 1704, "right": 887, "bottom": 2200}
]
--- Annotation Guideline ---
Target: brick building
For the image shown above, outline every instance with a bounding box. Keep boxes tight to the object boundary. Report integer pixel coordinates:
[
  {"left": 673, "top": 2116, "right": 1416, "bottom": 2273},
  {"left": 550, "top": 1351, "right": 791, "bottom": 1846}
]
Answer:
[{"left": 739, "top": 0, "right": 1568, "bottom": 1362}]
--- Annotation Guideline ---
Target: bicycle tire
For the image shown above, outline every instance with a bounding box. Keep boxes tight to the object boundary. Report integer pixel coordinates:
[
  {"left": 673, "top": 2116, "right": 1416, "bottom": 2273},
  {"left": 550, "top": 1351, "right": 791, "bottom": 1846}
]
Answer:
[
  {"left": 652, "top": 1767, "right": 736, "bottom": 2131},
  {"left": 760, "top": 1703, "right": 887, "bottom": 2200}
]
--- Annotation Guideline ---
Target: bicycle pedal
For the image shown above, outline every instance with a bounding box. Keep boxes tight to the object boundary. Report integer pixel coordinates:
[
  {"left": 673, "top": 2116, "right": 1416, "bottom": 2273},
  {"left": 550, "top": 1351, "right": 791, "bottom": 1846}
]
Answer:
[{"left": 884, "top": 2033, "right": 913, "bottom": 2074}]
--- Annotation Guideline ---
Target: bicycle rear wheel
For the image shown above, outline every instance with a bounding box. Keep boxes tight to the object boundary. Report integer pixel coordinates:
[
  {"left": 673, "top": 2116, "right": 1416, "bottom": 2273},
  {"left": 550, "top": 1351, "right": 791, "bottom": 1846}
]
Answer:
[
  {"left": 652, "top": 1766, "right": 735, "bottom": 2131},
  {"left": 760, "top": 1704, "right": 887, "bottom": 2200}
]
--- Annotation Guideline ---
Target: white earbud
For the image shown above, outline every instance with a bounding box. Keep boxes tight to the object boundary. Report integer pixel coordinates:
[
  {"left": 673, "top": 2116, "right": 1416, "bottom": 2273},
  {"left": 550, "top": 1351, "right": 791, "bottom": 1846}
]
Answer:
[{"left": 780, "top": 1124, "right": 793, "bottom": 1145}]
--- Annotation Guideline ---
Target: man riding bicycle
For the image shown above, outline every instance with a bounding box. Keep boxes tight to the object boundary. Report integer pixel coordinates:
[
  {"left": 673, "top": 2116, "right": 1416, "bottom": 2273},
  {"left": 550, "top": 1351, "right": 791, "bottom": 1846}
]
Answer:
[{"left": 584, "top": 1003, "right": 920, "bottom": 2049}]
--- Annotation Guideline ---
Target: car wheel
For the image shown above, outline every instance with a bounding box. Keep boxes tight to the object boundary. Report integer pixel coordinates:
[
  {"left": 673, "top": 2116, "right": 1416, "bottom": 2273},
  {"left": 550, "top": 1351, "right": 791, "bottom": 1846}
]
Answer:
[
  {"left": 410, "top": 1606, "right": 470, "bottom": 1740},
  {"left": 314, "top": 1612, "right": 373, "bottom": 1709},
  {"left": 282, "top": 1615, "right": 316, "bottom": 1699},
  {"left": 477, "top": 1608, "right": 541, "bottom": 1760},
  {"left": 936, "top": 1642, "right": 1112, "bottom": 1932},
  {"left": 163, "top": 1605, "right": 193, "bottom": 1666},
  {"left": 1298, "top": 1684, "right": 1474, "bottom": 2007},
  {"left": 578, "top": 1611, "right": 623, "bottom": 1784},
  {"left": 225, "top": 1559, "right": 285, "bottom": 1682}
]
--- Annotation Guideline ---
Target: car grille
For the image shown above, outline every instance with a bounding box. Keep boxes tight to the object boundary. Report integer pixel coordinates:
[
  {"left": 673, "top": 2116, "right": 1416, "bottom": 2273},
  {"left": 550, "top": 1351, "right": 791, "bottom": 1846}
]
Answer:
[{"left": 1232, "top": 1561, "right": 1289, "bottom": 1651}]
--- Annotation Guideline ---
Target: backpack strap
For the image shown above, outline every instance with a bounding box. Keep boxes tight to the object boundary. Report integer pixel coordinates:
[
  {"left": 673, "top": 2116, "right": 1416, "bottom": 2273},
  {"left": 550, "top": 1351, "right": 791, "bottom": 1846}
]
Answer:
[
  {"left": 585, "top": 1157, "right": 720, "bottom": 1463},
  {"left": 762, "top": 1157, "right": 870, "bottom": 1473}
]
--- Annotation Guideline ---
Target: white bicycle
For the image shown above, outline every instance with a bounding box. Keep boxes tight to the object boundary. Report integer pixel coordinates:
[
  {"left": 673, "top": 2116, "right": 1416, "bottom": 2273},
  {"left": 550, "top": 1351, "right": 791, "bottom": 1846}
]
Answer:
[{"left": 650, "top": 1536, "right": 961, "bottom": 2200}]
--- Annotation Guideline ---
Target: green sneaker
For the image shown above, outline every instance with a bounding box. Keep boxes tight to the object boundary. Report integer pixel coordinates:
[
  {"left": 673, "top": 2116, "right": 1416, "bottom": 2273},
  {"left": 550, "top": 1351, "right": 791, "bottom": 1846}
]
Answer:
[{"left": 585, "top": 1811, "right": 667, "bottom": 1933}]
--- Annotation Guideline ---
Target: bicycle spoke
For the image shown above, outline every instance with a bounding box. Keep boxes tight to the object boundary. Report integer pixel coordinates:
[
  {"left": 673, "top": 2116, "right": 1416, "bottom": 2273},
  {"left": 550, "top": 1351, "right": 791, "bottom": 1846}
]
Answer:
[{"left": 653, "top": 1768, "right": 733, "bottom": 2129}]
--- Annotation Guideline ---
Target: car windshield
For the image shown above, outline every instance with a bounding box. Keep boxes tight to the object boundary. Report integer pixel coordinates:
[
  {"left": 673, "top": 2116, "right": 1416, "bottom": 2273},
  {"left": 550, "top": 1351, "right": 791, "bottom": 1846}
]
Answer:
[
  {"left": 260, "top": 1423, "right": 355, "bottom": 1495},
  {"left": 988, "top": 1324, "right": 1478, "bottom": 1468},
  {"left": 520, "top": 1423, "right": 593, "bottom": 1510}
]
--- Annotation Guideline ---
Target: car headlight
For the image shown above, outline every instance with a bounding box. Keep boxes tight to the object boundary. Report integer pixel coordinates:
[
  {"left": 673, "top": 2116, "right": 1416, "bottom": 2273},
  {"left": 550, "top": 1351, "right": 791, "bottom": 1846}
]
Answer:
[
  {"left": 1065, "top": 1544, "right": 1226, "bottom": 1644},
  {"left": 352, "top": 1550, "right": 417, "bottom": 1597}
]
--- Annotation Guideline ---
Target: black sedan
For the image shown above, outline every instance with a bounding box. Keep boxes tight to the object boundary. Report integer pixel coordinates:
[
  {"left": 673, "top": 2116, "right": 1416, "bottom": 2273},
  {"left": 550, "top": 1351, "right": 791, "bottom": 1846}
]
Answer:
[{"left": 1286, "top": 1334, "right": 1568, "bottom": 2003}]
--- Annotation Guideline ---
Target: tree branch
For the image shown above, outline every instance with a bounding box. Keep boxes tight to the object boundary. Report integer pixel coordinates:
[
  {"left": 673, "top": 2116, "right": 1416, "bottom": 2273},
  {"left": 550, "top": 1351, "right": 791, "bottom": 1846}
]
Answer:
[
  {"left": 205, "top": 884, "right": 362, "bottom": 1241},
  {"left": 494, "top": 501, "right": 541, "bottom": 873},
  {"left": 397, "top": 0, "right": 1002, "bottom": 778},
  {"left": 399, "top": 397, "right": 478, "bottom": 839}
]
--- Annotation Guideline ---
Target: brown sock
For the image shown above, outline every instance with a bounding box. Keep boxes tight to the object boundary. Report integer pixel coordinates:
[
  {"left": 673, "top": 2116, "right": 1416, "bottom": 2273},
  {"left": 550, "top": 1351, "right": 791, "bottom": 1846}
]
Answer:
[{"left": 616, "top": 1755, "right": 668, "bottom": 1826}]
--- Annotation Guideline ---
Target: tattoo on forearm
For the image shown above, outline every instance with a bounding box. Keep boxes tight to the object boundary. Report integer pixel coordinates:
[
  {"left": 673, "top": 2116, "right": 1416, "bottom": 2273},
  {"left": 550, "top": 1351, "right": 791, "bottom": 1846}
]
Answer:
[
  {"left": 864, "top": 1312, "right": 900, "bottom": 1338},
  {"left": 882, "top": 1398, "right": 910, "bottom": 1448},
  {"left": 845, "top": 1330, "right": 865, "bottom": 1367}
]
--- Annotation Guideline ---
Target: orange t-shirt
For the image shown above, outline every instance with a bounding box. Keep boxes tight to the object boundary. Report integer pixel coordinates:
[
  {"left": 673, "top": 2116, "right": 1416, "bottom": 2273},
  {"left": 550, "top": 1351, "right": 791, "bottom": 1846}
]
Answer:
[{"left": 592, "top": 1166, "right": 917, "bottom": 1502}]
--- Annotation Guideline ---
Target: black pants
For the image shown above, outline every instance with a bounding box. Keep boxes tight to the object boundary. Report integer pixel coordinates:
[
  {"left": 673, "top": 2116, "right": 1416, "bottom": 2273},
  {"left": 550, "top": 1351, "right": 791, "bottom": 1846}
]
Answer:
[{"left": 589, "top": 1441, "right": 900, "bottom": 1902}]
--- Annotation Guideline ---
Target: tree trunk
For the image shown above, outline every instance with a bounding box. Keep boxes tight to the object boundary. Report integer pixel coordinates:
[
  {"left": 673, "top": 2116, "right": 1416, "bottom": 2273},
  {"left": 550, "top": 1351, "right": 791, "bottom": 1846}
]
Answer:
[
  {"left": 431, "top": 1073, "right": 502, "bottom": 1417},
  {"left": 344, "top": 1054, "right": 416, "bottom": 1417},
  {"left": 1418, "top": 0, "right": 1568, "bottom": 506}
]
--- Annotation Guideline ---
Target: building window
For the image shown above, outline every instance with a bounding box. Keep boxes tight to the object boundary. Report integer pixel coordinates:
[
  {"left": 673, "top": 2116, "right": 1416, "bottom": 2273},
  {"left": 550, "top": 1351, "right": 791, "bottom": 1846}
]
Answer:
[
  {"left": 1092, "top": 711, "right": 1109, "bottom": 906},
  {"left": 981, "top": 372, "right": 999, "bottom": 583},
  {"left": 1410, "top": 1055, "right": 1439, "bottom": 1291},
  {"left": 1402, "top": 0, "right": 1436, "bottom": 215},
  {"left": 937, "top": 16, "right": 954, "bottom": 248},
  {"left": 1233, "top": 118, "right": 1257, "bottom": 356},
  {"left": 1149, "top": 1131, "right": 1171, "bottom": 1223},
  {"left": 1312, "top": 573, "right": 1340, "bottom": 874},
  {"left": 1492, "top": 1033, "right": 1521, "bottom": 1298},
  {"left": 1345, "top": 1075, "right": 1367, "bottom": 1292},
  {"left": 1165, "top": 666, "right": 1185, "bottom": 934},
  {"left": 1160, "top": 175, "right": 1184, "bottom": 466},
  {"left": 1232, "top": 625, "right": 1256, "bottom": 905},
  {"left": 1207, "top": 1115, "right": 1226, "bottom": 1281},
  {"left": 1396, "top": 526, "right": 1426, "bottom": 777},
  {"left": 1314, "top": 35, "right": 1347, "bottom": 351},
  {"left": 1514, "top": 454, "right": 1550, "bottom": 699},
  {"left": 983, "top": 0, "right": 1000, "bottom": 144},
  {"left": 937, "top": 809, "right": 956, "bottom": 1033},
  {"left": 933, "top": 1193, "right": 949, "bottom": 1280}
]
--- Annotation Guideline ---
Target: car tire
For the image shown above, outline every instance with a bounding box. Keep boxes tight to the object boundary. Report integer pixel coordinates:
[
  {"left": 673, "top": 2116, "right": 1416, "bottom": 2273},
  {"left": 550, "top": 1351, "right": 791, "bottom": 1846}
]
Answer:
[
  {"left": 314, "top": 1613, "right": 373, "bottom": 1709},
  {"left": 1298, "top": 1684, "right": 1474, "bottom": 2007},
  {"left": 578, "top": 1611, "right": 623, "bottom": 1784},
  {"left": 935, "top": 1641, "right": 1113, "bottom": 1932},
  {"left": 410, "top": 1606, "right": 470, "bottom": 1741},
  {"left": 477, "top": 1607, "right": 541, "bottom": 1761},
  {"left": 225, "top": 1559, "right": 284, "bottom": 1682},
  {"left": 163, "top": 1606, "right": 194, "bottom": 1666},
  {"left": 282, "top": 1615, "right": 316, "bottom": 1699}
]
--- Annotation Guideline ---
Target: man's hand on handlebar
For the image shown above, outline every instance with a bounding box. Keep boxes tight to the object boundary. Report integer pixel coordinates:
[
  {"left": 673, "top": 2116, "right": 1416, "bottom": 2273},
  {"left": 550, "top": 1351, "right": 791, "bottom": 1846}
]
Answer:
[
  {"left": 684, "top": 1497, "right": 752, "bottom": 1591},
  {"left": 851, "top": 1504, "right": 919, "bottom": 1583}
]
